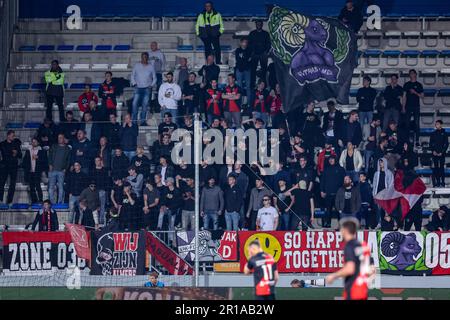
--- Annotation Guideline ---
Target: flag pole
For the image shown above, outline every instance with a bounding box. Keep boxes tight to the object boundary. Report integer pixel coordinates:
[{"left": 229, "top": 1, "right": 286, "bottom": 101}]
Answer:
[{"left": 193, "top": 112, "right": 201, "bottom": 287}]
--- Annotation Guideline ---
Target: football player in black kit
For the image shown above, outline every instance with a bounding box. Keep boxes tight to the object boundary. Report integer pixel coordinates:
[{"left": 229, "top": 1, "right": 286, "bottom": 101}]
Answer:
[
  {"left": 326, "top": 218, "right": 375, "bottom": 300},
  {"left": 244, "top": 240, "right": 279, "bottom": 300}
]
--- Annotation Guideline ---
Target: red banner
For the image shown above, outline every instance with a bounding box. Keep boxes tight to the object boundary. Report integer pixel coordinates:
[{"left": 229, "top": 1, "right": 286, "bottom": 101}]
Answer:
[
  {"left": 239, "top": 231, "right": 346, "bottom": 273},
  {"left": 2, "top": 231, "right": 88, "bottom": 272},
  {"left": 146, "top": 232, "right": 194, "bottom": 275},
  {"left": 217, "top": 231, "right": 238, "bottom": 261},
  {"left": 65, "top": 224, "right": 91, "bottom": 261}
]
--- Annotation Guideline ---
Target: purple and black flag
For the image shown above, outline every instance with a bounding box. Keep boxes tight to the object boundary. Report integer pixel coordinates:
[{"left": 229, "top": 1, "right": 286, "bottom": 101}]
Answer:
[{"left": 269, "top": 6, "right": 358, "bottom": 112}]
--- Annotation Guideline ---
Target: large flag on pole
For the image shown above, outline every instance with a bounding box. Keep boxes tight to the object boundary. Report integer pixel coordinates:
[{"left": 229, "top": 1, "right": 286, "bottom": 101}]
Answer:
[
  {"left": 374, "top": 170, "right": 426, "bottom": 220},
  {"left": 268, "top": 6, "right": 358, "bottom": 112},
  {"left": 66, "top": 223, "right": 91, "bottom": 261}
]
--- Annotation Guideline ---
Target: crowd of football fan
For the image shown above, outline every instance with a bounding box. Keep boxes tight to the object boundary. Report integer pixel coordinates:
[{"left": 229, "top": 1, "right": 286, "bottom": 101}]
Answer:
[{"left": 0, "top": 1, "right": 449, "bottom": 234}]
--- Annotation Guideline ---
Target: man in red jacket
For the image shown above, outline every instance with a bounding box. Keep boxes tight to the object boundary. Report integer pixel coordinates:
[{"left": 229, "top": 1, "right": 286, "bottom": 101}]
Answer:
[{"left": 77, "top": 84, "right": 98, "bottom": 113}]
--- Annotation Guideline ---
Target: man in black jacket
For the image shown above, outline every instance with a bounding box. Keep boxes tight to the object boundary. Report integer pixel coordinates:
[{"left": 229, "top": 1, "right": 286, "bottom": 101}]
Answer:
[
  {"left": 23, "top": 138, "right": 48, "bottom": 204},
  {"left": 338, "top": 111, "right": 362, "bottom": 150},
  {"left": 430, "top": 120, "right": 449, "bottom": 187},
  {"left": 322, "top": 100, "right": 344, "bottom": 148},
  {"left": 224, "top": 174, "right": 244, "bottom": 231},
  {"left": 67, "top": 162, "right": 89, "bottom": 223},
  {"left": 235, "top": 38, "right": 253, "bottom": 107},
  {"left": 199, "top": 55, "right": 220, "bottom": 89},
  {"left": 91, "top": 156, "right": 110, "bottom": 224},
  {"left": 0, "top": 130, "right": 22, "bottom": 204},
  {"left": 357, "top": 76, "right": 377, "bottom": 127},
  {"left": 338, "top": 0, "right": 363, "bottom": 33},
  {"left": 320, "top": 156, "right": 346, "bottom": 228},
  {"left": 31, "top": 200, "right": 59, "bottom": 231},
  {"left": 249, "top": 20, "right": 271, "bottom": 87},
  {"left": 111, "top": 147, "right": 130, "bottom": 180}
]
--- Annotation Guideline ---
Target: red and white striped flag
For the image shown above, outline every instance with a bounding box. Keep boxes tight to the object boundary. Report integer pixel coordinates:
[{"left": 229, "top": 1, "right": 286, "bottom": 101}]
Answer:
[{"left": 374, "top": 170, "right": 426, "bottom": 220}]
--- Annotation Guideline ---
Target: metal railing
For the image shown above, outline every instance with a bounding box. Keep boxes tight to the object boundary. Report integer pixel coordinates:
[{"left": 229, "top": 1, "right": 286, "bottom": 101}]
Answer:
[{"left": 0, "top": 0, "right": 18, "bottom": 107}]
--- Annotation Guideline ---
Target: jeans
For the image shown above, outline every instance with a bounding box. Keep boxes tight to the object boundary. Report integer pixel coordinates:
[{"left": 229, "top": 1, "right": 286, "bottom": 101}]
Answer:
[
  {"left": 181, "top": 210, "right": 195, "bottom": 231},
  {"left": 203, "top": 210, "right": 219, "bottom": 231},
  {"left": 160, "top": 109, "right": 177, "bottom": 122},
  {"left": 383, "top": 108, "right": 400, "bottom": 130},
  {"left": 252, "top": 112, "right": 269, "bottom": 127},
  {"left": 281, "top": 213, "right": 291, "bottom": 231},
  {"left": 124, "top": 151, "right": 136, "bottom": 161},
  {"left": 69, "top": 195, "right": 80, "bottom": 223},
  {"left": 98, "top": 189, "right": 106, "bottom": 224},
  {"left": 359, "top": 111, "right": 373, "bottom": 126},
  {"left": 48, "top": 170, "right": 65, "bottom": 204},
  {"left": 201, "top": 36, "right": 221, "bottom": 64},
  {"left": 132, "top": 87, "right": 151, "bottom": 124},
  {"left": 225, "top": 211, "right": 240, "bottom": 231},
  {"left": 346, "top": 171, "right": 359, "bottom": 184},
  {"left": 364, "top": 150, "right": 374, "bottom": 173},
  {"left": 224, "top": 111, "right": 241, "bottom": 128},
  {"left": 235, "top": 70, "right": 252, "bottom": 105}
]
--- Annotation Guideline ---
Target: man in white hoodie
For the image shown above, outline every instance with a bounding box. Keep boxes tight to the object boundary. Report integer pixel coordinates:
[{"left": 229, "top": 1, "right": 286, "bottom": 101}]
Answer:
[
  {"left": 158, "top": 72, "right": 182, "bottom": 121},
  {"left": 148, "top": 42, "right": 166, "bottom": 88},
  {"left": 131, "top": 52, "right": 157, "bottom": 126},
  {"left": 372, "top": 157, "right": 394, "bottom": 228}
]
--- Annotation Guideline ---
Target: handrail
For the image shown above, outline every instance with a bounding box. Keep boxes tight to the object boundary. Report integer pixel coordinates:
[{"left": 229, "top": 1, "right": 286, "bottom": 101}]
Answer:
[{"left": 0, "top": 0, "right": 19, "bottom": 108}]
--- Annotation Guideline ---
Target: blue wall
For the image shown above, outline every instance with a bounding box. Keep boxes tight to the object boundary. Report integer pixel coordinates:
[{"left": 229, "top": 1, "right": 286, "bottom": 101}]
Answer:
[{"left": 19, "top": 0, "right": 450, "bottom": 18}]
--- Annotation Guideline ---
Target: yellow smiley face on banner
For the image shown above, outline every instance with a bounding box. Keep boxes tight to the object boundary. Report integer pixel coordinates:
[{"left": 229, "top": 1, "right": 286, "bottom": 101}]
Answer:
[{"left": 244, "top": 233, "right": 282, "bottom": 262}]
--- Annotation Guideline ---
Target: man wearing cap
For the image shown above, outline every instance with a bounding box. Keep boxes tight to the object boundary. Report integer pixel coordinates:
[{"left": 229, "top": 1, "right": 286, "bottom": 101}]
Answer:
[{"left": 79, "top": 180, "right": 101, "bottom": 225}]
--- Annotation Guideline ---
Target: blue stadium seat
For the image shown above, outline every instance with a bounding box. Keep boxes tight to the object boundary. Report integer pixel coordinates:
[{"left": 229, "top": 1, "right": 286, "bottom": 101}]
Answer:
[
  {"left": 363, "top": 50, "right": 382, "bottom": 57},
  {"left": 422, "top": 50, "right": 440, "bottom": 56},
  {"left": 423, "top": 89, "right": 437, "bottom": 96},
  {"left": 70, "top": 83, "right": 86, "bottom": 89},
  {"left": 12, "top": 83, "right": 30, "bottom": 90},
  {"left": 114, "top": 45, "right": 131, "bottom": 51},
  {"left": 95, "top": 45, "right": 113, "bottom": 51},
  {"left": 99, "top": 13, "right": 115, "bottom": 18},
  {"left": 177, "top": 45, "right": 194, "bottom": 51},
  {"left": 440, "top": 50, "right": 450, "bottom": 57},
  {"left": 0, "top": 204, "right": 9, "bottom": 210},
  {"left": 422, "top": 210, "right": 433, "bottom": 217},
  {"left": 6, "top": 123, "right": 23, "bottom": 129},
  {"left": 24, "top": 122, "right": 41, "bottom": 129},
  {"left": 19, "top": 45, "right": 36, "bottom": 51},
  {"left": 91, "top": 83, "right": 101, "bottom": 90},
  {"left": 57, "top": 45, "right": 74, "bottom": 51},
  {"left": 438, "top": 89, "right": 450, "bottom": 96},
  {"left": 31, "top": 83, "right": 45, "bottom": 90},
  {"left": 382, "top": 50, "right": 401, "bottom": 57},
  {"left": 196, "top": 45, "right": 205, "bottom": 51},
  {"left": 314, "top": 210, "right": 325, "bottom": 217},
  {"left": 76, "top": 45, "right": 94, "bottom": 51},
  {"left": 420, "top": 128, "right": 435, "bottom": 134},
  {"left": 37, "top": 45, "right": 55, "bottom": 51},
  {"left": 416, "top": 168, "right": 432, "bottom": 175},
  {"left": 10, "top": 203, "right": 30, "bottom": 210},
  {"left": 117, "top": 13, "right": 134, "bottom": 18},
  {"left": 31, "top": 204, "right": 43, "bottom": 210},
  {"left": 402, "top": 50, "right": 420, "bottom": 57},
  {"left": 53, "top": 203, "right": 69, "bottom": 210},
  {"left": 220, "top": 45, "right": 232, "bottom": 51}
]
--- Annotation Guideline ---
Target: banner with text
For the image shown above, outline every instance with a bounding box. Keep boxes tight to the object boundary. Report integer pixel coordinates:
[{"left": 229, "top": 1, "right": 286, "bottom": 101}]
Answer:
[
  {"left": 238, "top": 231, "right": 450, "bottom": 275},
  {"left": 2, "top": 231, "right": 88, "bottom": 274},
  {"left": 90, "top": 230, "right": 146, "bottom": 276}
]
